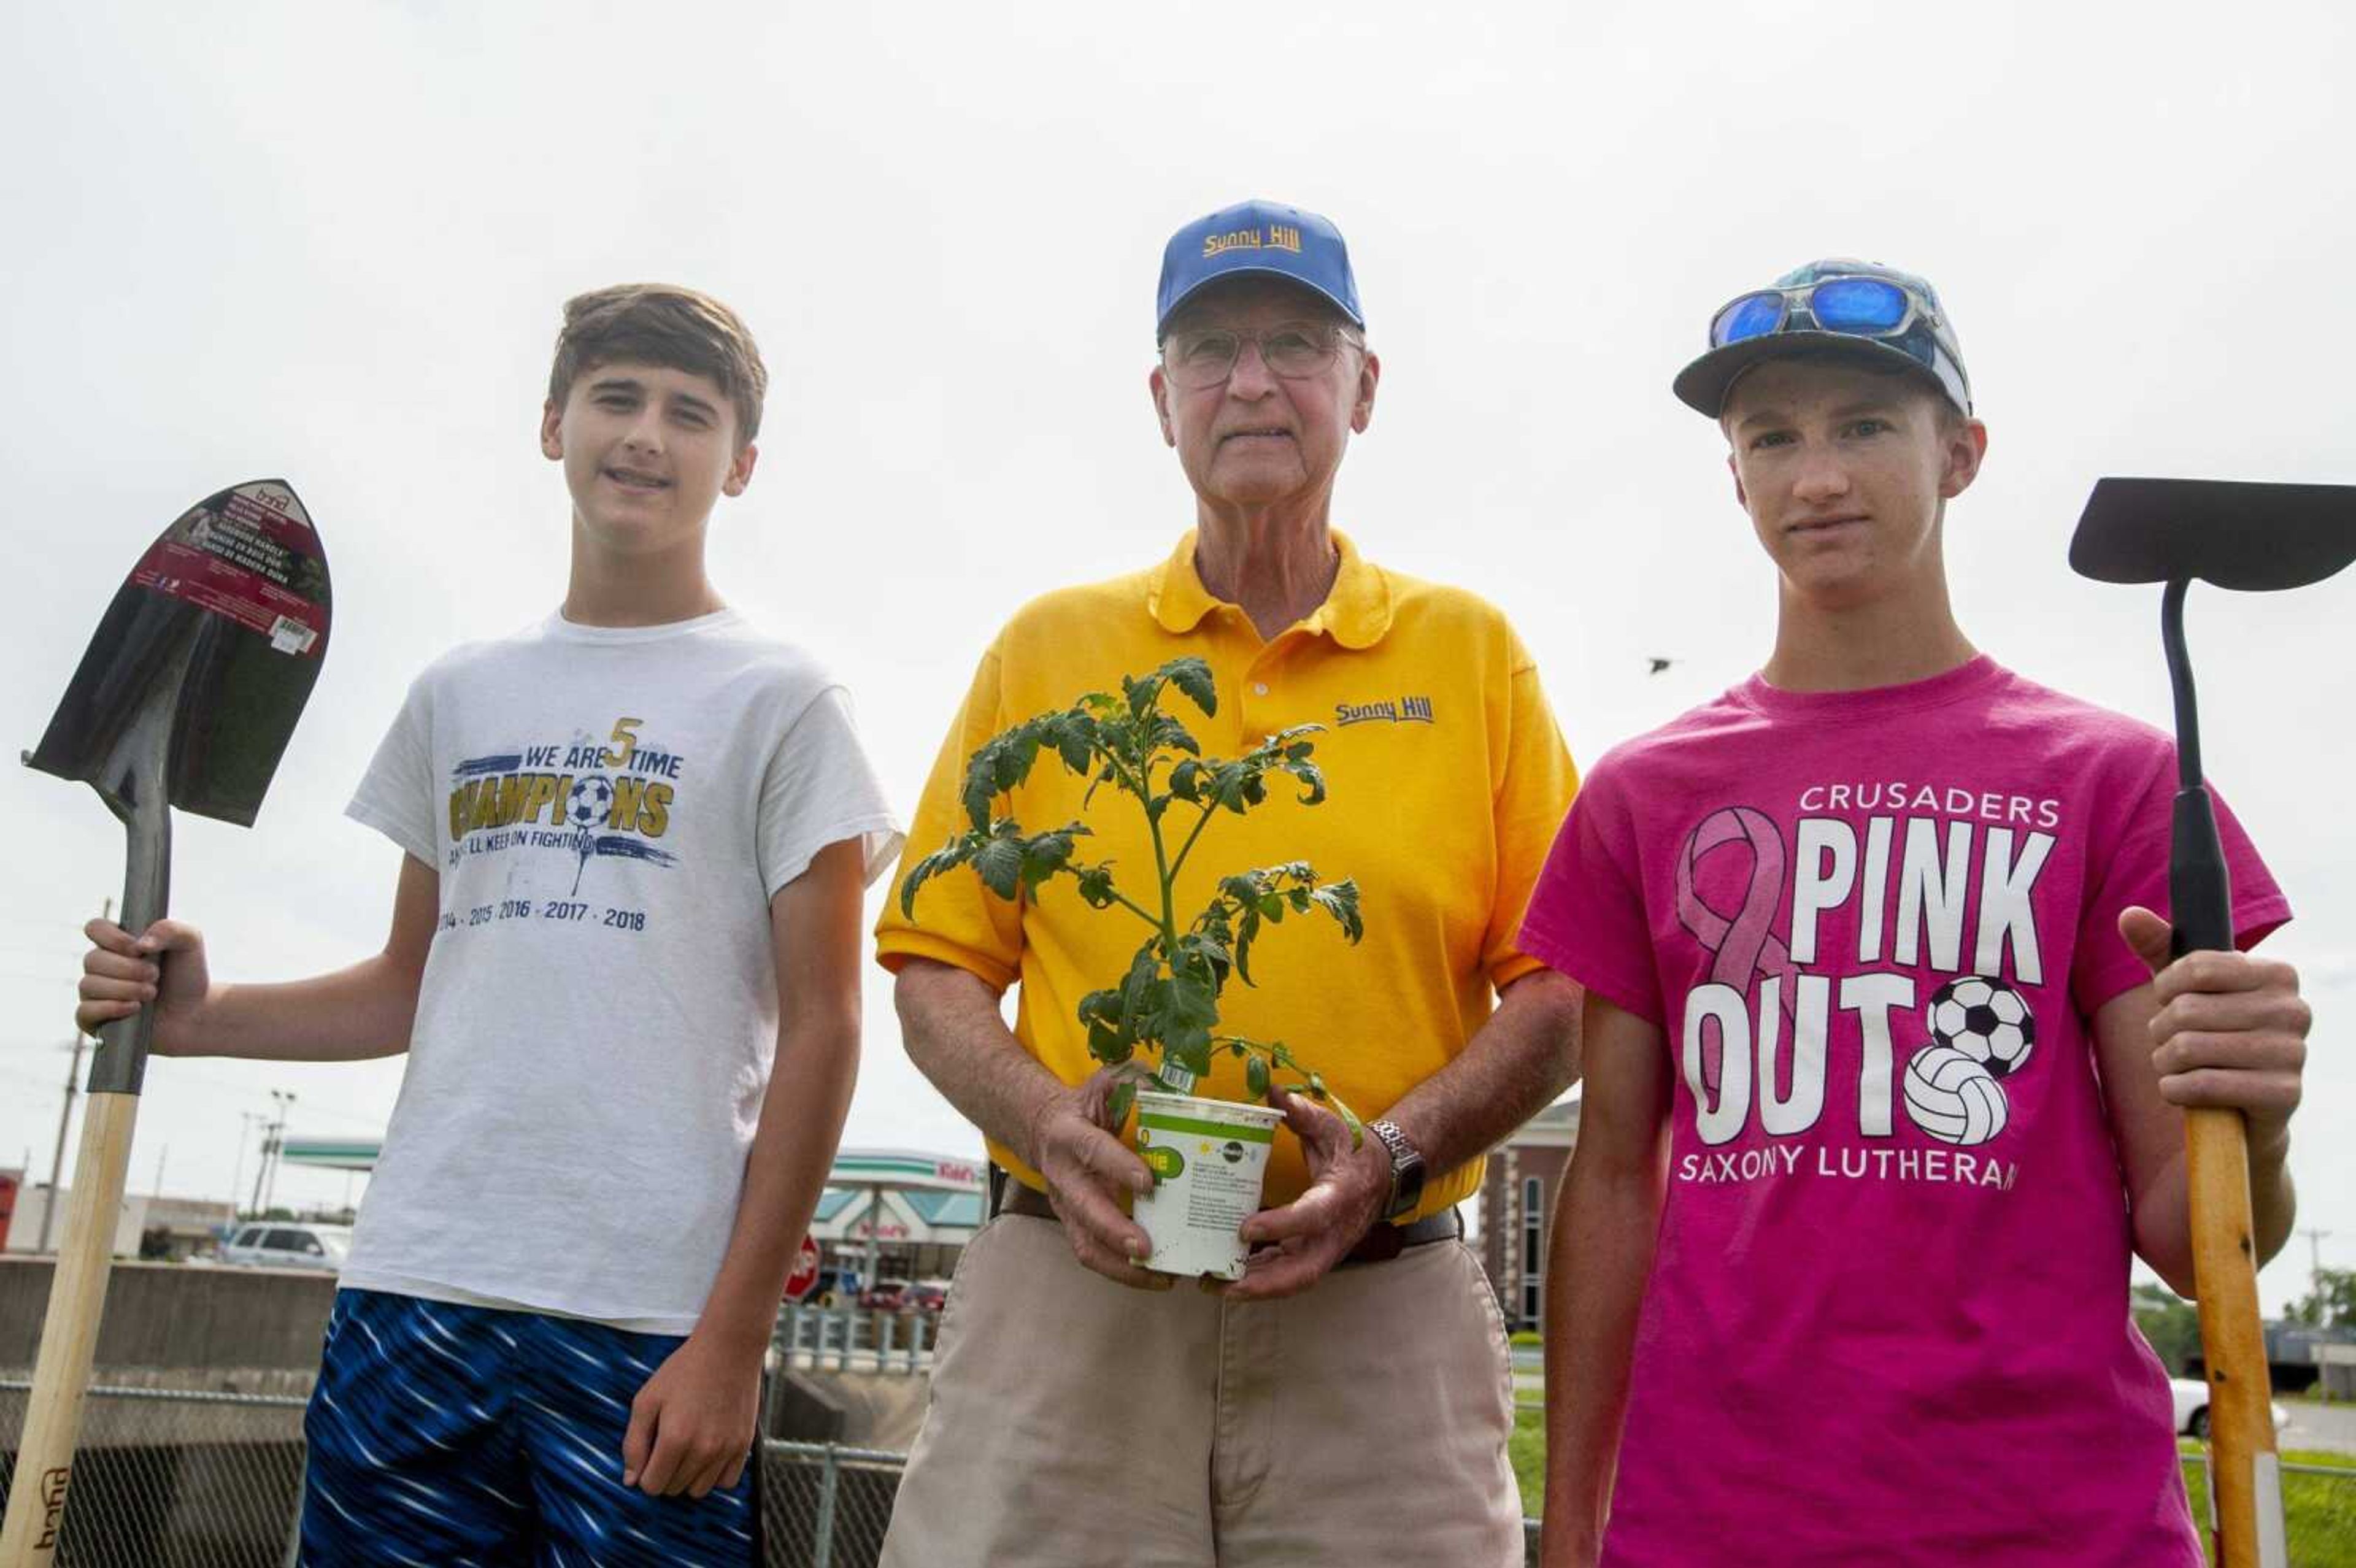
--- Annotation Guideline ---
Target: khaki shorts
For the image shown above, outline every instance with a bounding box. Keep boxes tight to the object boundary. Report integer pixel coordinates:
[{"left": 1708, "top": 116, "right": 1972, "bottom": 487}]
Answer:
[{"left": 878, "top": 1212, "right": 1522, "bottom": 1568}]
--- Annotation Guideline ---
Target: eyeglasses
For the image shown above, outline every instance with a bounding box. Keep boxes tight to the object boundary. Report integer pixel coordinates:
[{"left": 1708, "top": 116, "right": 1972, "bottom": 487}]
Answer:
[
  {"left": 1709, "top": 275, "right": 1936, "bottom": 350},
  {"left": 1158, "top": 321, "right": 1362, "bottom": 390}
]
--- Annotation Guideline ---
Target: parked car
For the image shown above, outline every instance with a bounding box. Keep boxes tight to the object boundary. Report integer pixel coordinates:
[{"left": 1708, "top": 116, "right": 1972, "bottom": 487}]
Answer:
[
  {"left": 859, "top": 1278, "right": 912, "bottom": 1312},
  {"left": 904, "top": 1281, "right": 952, "bottom": 1315},
  {"left": 804, "top": 1266, "right": 863, "bottom": 1308},
  {"left": 2168, "top": 1377, "right": 2290, "bottom": 1439},
  {"left": 219, "top": 1222, "right": 352, "bottom": 1273}
]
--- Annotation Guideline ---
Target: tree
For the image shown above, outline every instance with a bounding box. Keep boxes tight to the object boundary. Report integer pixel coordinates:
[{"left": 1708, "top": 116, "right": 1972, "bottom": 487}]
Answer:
[
  {"left": 2133, "top": 1280, "right": 2202, "bottom": 1375},
  {"left": 2286, "top": 1267, "right": 2356, "bottom": 1331}
]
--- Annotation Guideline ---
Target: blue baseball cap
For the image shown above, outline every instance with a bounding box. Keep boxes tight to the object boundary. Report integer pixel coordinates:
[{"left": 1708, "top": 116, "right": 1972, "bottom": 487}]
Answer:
[
  {"left": 1155, "top": 199, "right": 1364, "bottom": 339},
  {"left": 1674, "top": 258, "right": 1973, "bottom": 418}
]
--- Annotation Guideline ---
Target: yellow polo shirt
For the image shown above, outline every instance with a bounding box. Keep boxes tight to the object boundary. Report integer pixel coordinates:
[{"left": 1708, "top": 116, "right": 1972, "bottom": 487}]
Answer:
[{"left": 876, "top": 531, "right": 1577, "bottom": 1219}]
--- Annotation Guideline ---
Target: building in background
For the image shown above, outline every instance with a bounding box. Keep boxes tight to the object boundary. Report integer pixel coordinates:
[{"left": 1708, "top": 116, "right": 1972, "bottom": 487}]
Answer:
[
  {"left": 2, "top": 1187, "right": 236, "bottom": 1261},
  {"left": 813, "top": 1149, "right": 987, "bottom": 1285},
  {"left": 1477, "top": 1094, "right": 1579, "bottom": 1332}
]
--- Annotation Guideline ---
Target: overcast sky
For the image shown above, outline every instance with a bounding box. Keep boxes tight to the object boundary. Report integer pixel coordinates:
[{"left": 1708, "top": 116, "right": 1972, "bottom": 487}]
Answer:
[{"left": 2, "top": 2, "right": 2349, "bottom": 1310}]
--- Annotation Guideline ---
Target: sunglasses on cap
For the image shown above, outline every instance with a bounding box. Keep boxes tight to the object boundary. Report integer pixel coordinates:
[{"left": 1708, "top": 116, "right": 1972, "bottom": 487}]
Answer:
[{"left": 1708, "top": 275, "right": 1941, "bottom": 350}]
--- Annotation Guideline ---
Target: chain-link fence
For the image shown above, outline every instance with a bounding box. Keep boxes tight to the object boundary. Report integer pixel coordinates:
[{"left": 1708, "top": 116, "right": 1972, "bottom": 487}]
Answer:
[
  {"left": 0, "top": 1380, "right": 305, "bottom": 1567},
  {"left": 10, "top": 1377, "right": 2355, "bottom": 1566},
  {"left": 761, "top": 1440, "right": 904, "bottom": 1567}
]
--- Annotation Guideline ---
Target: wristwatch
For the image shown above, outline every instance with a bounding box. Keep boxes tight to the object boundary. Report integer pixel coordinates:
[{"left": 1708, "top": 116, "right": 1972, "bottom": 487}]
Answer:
[{"left": 1367, "top": 1120, "right": 1426, "bottom": 1221}]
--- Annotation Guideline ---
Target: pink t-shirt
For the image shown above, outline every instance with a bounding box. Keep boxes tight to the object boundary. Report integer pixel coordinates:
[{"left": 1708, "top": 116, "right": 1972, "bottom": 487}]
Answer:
[{"left": 1519, "top": 657, "right": 2289, "bottom": 1567}]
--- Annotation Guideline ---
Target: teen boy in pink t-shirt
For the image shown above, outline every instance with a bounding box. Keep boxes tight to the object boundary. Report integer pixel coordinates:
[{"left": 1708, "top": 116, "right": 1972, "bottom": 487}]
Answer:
[{"left": 1522, "top": 260, "right": 2313, "bottom": 1566}]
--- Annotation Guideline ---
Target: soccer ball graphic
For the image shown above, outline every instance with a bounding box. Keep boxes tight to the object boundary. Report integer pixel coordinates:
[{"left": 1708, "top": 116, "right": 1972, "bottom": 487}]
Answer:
[
  {"left": 1927, "top": 975, "right": 2036, "bottom": 1078},
  {"left": 1903, "top": 1045, "right": 2009, "bottom": 1147},
  {"left": 566, "top": 774, "right": 614, "bottom": 831}
]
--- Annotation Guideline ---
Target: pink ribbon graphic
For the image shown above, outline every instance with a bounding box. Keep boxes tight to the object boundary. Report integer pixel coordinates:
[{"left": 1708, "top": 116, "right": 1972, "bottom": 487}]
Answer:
[{"left": 1675, "top": 807, "right": 1801, "bottom": 1091}]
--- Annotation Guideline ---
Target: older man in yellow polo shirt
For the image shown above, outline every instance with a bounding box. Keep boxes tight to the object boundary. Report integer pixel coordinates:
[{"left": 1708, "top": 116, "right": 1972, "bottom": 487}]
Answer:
[{"left": 874, "top": 199, "right": 1582, "bottom": 1567}]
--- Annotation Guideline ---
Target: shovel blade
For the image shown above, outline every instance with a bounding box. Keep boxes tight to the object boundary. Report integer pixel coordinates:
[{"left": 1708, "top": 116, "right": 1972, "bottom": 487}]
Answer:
[
  {"left": 26, "top": 479, "right": 331, "bottom": 827},
  {"left": 2070, "top": 476, "right": 2356, "bottom": 592}
]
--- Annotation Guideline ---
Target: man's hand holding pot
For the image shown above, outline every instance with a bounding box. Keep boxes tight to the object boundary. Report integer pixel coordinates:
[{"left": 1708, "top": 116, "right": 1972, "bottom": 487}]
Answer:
[
  {"left": 1220, "top": 1086, "right": 1388, "bottom": 1302},
  {"left": 1026, "top": 1067, "right": 1173, "bottom": 1292}
]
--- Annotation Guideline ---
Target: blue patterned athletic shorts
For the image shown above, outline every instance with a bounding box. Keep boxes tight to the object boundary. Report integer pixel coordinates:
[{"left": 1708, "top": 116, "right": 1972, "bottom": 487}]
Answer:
[{"left": 301, "top": 1288, "right": 760, "bottom": 1567}]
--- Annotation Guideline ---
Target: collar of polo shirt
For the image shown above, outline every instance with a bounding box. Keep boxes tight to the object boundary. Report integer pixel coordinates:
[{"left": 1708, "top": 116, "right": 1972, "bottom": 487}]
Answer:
[{"left": 1145, "top": 529, "right": 1395, "bottom": 648}]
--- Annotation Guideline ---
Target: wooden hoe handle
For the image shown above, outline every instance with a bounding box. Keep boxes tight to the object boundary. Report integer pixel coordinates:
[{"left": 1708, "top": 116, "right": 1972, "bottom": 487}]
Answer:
[{"left": 2185, "top": 1104, "right": 2287, "bottom": 1568}]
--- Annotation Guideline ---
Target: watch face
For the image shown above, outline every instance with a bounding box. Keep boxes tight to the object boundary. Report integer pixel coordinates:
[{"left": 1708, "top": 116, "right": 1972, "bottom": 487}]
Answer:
[{"left": 1370, "top": 1121, "right": 1425, "bottom": 1219}]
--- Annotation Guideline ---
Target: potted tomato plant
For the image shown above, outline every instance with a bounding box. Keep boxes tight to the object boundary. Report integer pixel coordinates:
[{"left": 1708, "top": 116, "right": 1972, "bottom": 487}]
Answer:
[{"left": 899, "top": 656, "right": 1362, "bottom": 1278}]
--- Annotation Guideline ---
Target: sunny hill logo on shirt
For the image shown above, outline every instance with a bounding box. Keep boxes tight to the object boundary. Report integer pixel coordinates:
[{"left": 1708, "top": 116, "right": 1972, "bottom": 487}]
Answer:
[{"left": 1334, "top": 696, "right": 1435, "bottom": 727}]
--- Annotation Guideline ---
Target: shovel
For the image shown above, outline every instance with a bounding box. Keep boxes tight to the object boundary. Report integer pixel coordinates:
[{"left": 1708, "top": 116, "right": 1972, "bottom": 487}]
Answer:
[
  {"left": 0, "top": 480, "right": 329, "bottom": 1566},
  {"left": 2071, "top": 475, "right": 2356, "bottom": 1568}
]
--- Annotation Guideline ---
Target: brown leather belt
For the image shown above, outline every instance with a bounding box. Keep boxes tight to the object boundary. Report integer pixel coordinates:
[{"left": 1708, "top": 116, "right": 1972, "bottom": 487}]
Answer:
[{"left": 996, "top": 1181, "right": 1461, "bottom": 1267}]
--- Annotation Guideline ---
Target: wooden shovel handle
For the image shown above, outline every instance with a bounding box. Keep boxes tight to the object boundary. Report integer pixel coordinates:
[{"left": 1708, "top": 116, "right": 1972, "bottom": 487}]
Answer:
[
  {"left": 2185, "top": 1103, "right": 2286, "bottom": 1567},
  {"left": 0, "top": 1092, "right": 141, "bottom": 1567}
]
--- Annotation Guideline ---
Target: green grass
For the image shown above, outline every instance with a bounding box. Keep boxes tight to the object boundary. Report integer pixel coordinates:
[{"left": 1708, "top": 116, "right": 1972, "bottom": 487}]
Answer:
[
  {"left": 1509, "top": 1408, "right": 1545, "bottom": 1516},
  {"left": 1507, "top": 1416, "right": 2356, "bottom": 1564},
  {"left": 2178, "top": 1443, "right": 2356, "bottom": 1566}
]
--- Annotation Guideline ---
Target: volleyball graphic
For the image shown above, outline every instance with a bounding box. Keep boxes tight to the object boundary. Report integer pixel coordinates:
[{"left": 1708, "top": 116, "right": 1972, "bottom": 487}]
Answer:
[
  {"left": 566, "top": 774, "right": 614, "bottom": 830},
  {"left": 1927, "top": 975, "right": 2036, "bottom": 1078},
  {"left": 1902, "top": 1044, "right": 2010, "bottom": 1147}
]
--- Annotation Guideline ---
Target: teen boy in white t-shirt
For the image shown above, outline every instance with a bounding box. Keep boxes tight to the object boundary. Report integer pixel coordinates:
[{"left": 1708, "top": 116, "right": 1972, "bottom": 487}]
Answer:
[{"left": 77, "top": 284, "right": 900, "bottom": 1565}]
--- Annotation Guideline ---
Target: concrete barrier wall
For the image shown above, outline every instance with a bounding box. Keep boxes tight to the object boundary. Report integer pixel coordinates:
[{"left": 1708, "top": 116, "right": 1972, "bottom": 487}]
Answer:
[{"left": 0, "top": 1256, "right": 335, "bottom": 1375}]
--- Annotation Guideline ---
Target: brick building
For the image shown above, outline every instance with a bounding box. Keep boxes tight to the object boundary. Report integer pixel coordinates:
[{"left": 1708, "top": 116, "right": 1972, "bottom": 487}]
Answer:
[{"left": 1478, "top": 1094, "right": 1579, "bottom": 1331}]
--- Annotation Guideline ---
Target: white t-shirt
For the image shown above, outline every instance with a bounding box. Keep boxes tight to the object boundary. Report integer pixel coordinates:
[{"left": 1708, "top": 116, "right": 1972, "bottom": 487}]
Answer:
[{"left": 342, "top": 609, "right": 901, "bottom": 1332}]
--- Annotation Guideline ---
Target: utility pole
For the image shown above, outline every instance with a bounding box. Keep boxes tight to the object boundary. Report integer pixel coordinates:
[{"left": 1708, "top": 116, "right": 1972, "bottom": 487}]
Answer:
[
  {"left": 231, "top": 1111, "right": 263, "bottom": 1218},
  {"left": 2301, "top": 1228, "right": 2334, "bottom": 1285},
  {"left": 260, "top": 1090, "right": 296, "bottom": 1215},
  {"left": 39, "top": 896, "right": 113, "bottom": 1252},
  {"left": 34, "top": 1036, "right": 85, "bottom": 1255},
  {"left": 250, "top": 1101, "right": 280, "bottom": 1217}
]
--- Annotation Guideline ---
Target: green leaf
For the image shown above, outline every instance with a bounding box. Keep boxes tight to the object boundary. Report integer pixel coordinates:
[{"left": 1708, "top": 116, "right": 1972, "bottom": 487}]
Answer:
[
  {"left": 1232, "top": 904, "right": 1261, "bottom": 986},
  {"left": 972, "top": 832, "right": 1026, "bottom": 899},
  {"left": 1174, "top": 931, "right": 1231, "bottom": 990},
  {"left": 996, "top": 729, "right": 1041, "bottom": 793},
  {"left": 1160, "top": 964, "right": 1220, "bottom": 1081},
  {"left": 1109, "top": 1077, "right": 1137, "bottom": 1134},
  {"left": 1163, "top": 656, "right": 1217, "bottom": 717},
  {"left": 1210, "top": 761, "right": 1257, "bottom": 815},
  {"left": 1309, "top": 879, "right": 1365, "bottom": 942},
  {"left": 1017, "top": 826, "right": 1083, "bottom": 890},
  {"left": 1038, "top": 712, "right": 1098, "bottom": 777},
  {"left": 1149, "top": 715, "right": 1201, "bottom": 758},
  {"left": 1168, "top": 758, "right": 1204, "bottom": 802},
  {"left": 1325, "top": 1089, "right": 1364, "bottom": 1145},
  {"left": 960, "top": 756, "right": 999, "bottom": 832},
  {"left": 1279, "top": 757, "right": 1328, "bottom": 806},
  {"left": 1074, "top": 864, "right": 1120, "bottom": 909},
  {"left": 896, "top": 840, "right": 971, "bottom": 918}
]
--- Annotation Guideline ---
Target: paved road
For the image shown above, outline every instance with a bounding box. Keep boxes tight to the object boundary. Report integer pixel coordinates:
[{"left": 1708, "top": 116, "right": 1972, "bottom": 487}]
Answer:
[{"left": 2280, "top": 1399, "right": 2356, "bottom": 1457}]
